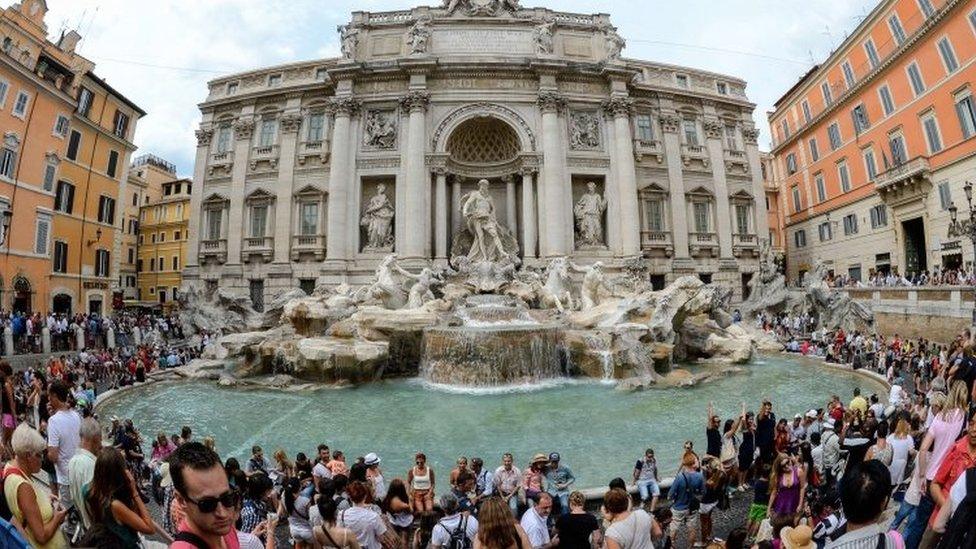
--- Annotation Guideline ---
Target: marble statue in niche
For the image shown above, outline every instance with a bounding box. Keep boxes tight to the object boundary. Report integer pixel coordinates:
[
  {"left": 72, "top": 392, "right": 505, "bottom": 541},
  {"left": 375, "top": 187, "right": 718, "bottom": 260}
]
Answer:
[
  {"left": 361, "top": 184, "right": 395, "bottom": 252},
  {"left": 574, "top": 181, "right": 608, "bottom": 248}
]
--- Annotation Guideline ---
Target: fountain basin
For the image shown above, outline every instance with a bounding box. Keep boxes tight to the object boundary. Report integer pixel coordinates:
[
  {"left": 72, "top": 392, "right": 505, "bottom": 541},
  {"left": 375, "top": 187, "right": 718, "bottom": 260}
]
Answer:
[{"left": 421, "top": 325, "right": 563, "bottom": 386}]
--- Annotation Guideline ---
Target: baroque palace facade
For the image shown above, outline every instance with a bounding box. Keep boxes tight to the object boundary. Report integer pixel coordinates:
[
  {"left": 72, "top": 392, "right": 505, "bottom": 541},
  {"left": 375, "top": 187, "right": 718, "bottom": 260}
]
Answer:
[
  {"left": 768, "top": 0, "right": 976, "bottom": 284},
  {"left": 185, "top": 1, "right": 768, "bottom": 308}
]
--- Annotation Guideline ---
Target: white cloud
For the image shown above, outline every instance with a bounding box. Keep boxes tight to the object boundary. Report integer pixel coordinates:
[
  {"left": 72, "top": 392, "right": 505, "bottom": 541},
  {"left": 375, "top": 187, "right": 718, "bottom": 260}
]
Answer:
[{"left": 26, "top": 0, "right": 877, "bottom": 174}]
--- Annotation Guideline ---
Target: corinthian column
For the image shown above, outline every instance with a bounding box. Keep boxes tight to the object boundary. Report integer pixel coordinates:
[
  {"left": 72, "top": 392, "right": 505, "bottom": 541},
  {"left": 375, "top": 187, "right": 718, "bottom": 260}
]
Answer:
[
  {"left": 604, "top": 97, "right": 641, "bottom": 257},
  {"left": 660, "top": 113, "right": 690, "bottom": 261},
  {"left": 186, "top": 126, "right": 212, "bottom": 273},
  {"left": 703, "top": 118, "right": 734, "bottom": 259},
  {"left": 227, "top": 117, "right": 255, "bottom": 265},
  {"left": 273, "top": 112, "right": 302, "bottom": 264},
  {"left": 400, "top": 91, "right": 431, "bottom": 260},
  {"left": 520, "top": 166, "right": 538, "bottom": 259},
  {"left": 538, "top": 91, "right": 569, "bottom": 257},
  {"left": 434, "top": 167, "right": 448, "bottom": 261},
  {"left": 325, "top": 97, "right": 360, "bottom": 263}
]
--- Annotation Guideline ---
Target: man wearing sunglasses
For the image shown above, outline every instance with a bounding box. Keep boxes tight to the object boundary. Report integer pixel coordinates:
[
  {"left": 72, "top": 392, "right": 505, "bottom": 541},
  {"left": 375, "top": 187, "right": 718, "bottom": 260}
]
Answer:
[{"left": 170, "top": 442, "right": 242, "bottom": 549}]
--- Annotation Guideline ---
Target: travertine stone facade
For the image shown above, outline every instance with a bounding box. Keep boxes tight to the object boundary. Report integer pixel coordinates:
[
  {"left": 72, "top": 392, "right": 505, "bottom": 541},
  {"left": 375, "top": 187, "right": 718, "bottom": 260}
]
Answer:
[{"left": 185, "top": 2, "right": 768, "bottom": 307}]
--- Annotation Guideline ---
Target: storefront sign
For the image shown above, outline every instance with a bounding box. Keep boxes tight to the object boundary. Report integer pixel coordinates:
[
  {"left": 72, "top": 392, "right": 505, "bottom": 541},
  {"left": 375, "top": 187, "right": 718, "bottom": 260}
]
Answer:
[
  {"left": 941, "top": 240, "right": 961, "bottom": 251},
  {"left": 83, "top": 281, "right": 109, "bottom": 290}
]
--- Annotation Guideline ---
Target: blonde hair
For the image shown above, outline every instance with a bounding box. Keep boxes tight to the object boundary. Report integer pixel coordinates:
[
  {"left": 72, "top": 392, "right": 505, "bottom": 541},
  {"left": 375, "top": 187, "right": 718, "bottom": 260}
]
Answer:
[
  {"left": 944, "top": 381, "right": 969, "bottom": 417},
  {"left": 203, "top": 436, "right": 216, "bottom": 451},
  {"left": 11, "top": 423, "right": 46, "bottom": 456},
  {"left": 894, "top": 418, "right": 911, "bottom": 437},
  {"left": 568, "top": 491, "right": 586, "bottom": 508}
]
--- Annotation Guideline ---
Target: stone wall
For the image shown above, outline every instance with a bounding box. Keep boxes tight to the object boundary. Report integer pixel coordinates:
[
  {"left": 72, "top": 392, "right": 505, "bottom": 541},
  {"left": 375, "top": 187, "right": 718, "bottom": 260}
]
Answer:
[{"left": 844, "top": 287, "right": 975, "bottom": 343}]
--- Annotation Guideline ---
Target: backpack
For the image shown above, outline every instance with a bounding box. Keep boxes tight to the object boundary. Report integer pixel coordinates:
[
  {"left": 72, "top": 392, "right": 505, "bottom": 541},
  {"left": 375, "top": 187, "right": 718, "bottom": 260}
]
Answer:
[
  {"left": 937, "top": 468, "right": 976, "bottom": 549},
  {"left": 438, "top": 515, "right": 472, "bottom": 549},
  {"left": 0, "top": 517, "right": 29, "bottom": 549}
]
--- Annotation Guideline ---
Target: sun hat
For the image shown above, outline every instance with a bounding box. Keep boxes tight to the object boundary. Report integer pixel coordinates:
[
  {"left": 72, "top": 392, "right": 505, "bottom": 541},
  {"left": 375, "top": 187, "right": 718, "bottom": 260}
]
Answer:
[
  {"left": 781, "top": 525, "right": 814, "bottom": 549},
  {"left": 364, "top": 452, "right": 381, "bottom": 466},
  {"left": 531, "top": 453, "right": 549, "bottom": 465},
  {"left": 794, "top": 413, "right": 802, "bottom": 419},
  {"left": 805, "top": 409, "right": 818, "bottom": 419}
]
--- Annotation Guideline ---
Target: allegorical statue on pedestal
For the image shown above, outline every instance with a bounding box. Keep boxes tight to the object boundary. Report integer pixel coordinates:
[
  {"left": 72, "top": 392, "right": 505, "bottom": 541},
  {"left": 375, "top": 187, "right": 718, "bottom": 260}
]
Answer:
[
  {"left": 361, "top": 184, "right": 395, "bottom": 252},
  {"left": 574, "top": 181, "right": 608, "bottom": 247},
  {"left": 461, "top": 179, "right": 510, "bottom": 262}
]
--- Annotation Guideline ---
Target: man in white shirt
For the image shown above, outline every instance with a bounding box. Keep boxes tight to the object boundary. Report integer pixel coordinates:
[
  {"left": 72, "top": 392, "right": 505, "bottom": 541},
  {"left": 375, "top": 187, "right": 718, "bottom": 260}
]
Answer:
[
  {"left": 68, "top": 418, "right": 102, "bottom": 528},
  {"left": 431, "top": 493, "right": 478, "bottom": 549},
  {"left": 313, "top": 444, "right": 332, "bottom": 489},
  {"left": 47, "top": 380, "right": 81, "bottom": 506},
  {"left": 520, "top": 493, "right": 558, "bottom": 549}
]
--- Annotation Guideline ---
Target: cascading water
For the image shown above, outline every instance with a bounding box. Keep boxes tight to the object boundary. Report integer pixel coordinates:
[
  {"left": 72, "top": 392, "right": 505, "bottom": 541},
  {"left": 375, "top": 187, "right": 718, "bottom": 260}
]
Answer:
[{"left": 420, "top": 296, "right": 564, "bottom": 386}]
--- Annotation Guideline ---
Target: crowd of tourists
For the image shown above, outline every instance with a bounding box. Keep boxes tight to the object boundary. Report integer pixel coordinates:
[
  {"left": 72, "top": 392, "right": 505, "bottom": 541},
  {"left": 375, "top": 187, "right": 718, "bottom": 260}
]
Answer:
[
  {"left": 799, "top": 268, "right": 976, "bottom": 290},
  {"left": 0, "top": 310, "right": 187, "bottom": 356}
]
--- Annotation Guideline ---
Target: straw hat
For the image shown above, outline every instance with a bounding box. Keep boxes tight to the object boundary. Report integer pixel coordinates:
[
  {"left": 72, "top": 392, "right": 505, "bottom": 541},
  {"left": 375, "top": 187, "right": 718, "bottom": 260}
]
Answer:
[
  {"left": 530, "top": 453, "right": 549, "bottom": 465},
  {"left": 781, "top": 525, "right": 814, "bottom": 549}
]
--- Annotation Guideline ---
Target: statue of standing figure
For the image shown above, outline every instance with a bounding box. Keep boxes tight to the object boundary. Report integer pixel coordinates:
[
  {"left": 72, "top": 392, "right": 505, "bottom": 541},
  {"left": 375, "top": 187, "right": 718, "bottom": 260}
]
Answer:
[
  {"left": 461, "top": 179, "right": 510, "bottom": 263},
  {"left": 338, "top": 25, "right": 359, "bottom": 60},
  {"left": 361, "top": 184, "right": 395, "bottom": 252},
  {"left": 534, "top": 18, "right": 555, "bottom": 55},
  {"left": 574, "top": 181, "right": 608, "bottom": 247},
  {"left": 407, "top": 16, "right": 432, "bottom": 55}
]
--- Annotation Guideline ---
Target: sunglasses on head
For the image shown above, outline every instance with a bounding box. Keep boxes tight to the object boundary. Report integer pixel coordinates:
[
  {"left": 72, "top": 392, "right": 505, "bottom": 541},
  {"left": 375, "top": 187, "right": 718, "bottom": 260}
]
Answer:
[{"left": 183, "top": 489, "right": 240, "bottom": 513}]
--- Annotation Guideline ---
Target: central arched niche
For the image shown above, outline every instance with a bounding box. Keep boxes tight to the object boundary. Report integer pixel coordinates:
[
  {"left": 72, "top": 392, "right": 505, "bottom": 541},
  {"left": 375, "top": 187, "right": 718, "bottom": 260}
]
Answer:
[{"left": 446, "top": 117, "right": 521, "bottom": 167}]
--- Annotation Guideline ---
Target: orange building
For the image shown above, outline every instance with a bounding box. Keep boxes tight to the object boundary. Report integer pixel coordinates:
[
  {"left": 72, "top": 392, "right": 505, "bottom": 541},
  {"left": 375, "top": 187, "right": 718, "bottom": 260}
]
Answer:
[
  {"left": 768, "top": 0, "right": 976, "bottom": 283},
  {"left": 0, "top": 0, "right": 143, "bottom": 315}
]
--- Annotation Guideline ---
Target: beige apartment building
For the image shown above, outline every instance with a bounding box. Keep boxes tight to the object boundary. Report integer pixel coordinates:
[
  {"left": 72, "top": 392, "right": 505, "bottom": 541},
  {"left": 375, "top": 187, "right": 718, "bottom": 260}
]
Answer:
[{"left": 119, "top": 154, "right": 173, "bottom": 300}]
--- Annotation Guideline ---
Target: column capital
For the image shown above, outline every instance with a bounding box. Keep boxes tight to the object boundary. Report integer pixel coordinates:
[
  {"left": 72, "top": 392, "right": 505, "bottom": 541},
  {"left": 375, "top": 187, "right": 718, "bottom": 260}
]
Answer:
[
  {"left": 659, "top": 113, "right": 681, "bottom": 134},
  {"left": 400, "top": 90, "right": 431, "bottom": 112},
  {"left": 537, "top": 91, "right": 566, "bottom": 114},
  {"left": 279, "top": 113, "right": 304, "bottom": 133},
  {"left": 233, "top": 117, "right": 255, "bottom": 141},
  {"left": 195, "top": 128, "right": 214, "bottom": 147},
  {"left": 602, "top": 97, "right": 633, "bottom": 118},
  {"left": 519, "top": 166, "right": 538, "bottom": 177},
  {"left": 702, "top": 118, "right": 723, "bottom": 140},
  {"left": 743, "top": 127, "right": 761, "bottom": 145},
  {"left": 330, "top": 96, "right": 362, "bottom": 117},
  {"left": 432, "top": 166, "right": 449, "bottom": 176}
]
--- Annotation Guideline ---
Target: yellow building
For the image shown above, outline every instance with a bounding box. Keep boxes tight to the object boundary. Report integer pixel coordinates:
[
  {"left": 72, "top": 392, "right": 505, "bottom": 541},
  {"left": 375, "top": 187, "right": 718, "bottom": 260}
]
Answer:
[
  {"left": 120, "top": 154, "right": 173, "bottom": 300},
  {"left": 137, "top": 178, "right": 190, "bottom": 304}
]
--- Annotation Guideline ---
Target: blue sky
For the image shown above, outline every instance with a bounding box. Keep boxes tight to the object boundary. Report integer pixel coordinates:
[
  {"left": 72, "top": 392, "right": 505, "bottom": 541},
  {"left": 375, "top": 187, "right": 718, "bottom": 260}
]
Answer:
[{"left": 30, "top": 0, "right": 879, "bottom": 176}]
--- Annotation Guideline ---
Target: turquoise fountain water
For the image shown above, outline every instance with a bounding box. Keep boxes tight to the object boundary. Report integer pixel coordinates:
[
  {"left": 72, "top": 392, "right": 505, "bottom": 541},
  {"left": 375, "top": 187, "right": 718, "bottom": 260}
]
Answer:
[{"left": 99, "top": 355, "right": 884, "bottom": 488}]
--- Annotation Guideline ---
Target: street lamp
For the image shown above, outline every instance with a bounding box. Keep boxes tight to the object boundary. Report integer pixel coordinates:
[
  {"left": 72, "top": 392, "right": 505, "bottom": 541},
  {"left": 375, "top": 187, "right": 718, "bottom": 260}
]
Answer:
[
  {"left": 947, "top": 179, "right": 976, "bottom": 325},
  {"left": 86, "top": 227, "right": 103, "bottom": 247}
]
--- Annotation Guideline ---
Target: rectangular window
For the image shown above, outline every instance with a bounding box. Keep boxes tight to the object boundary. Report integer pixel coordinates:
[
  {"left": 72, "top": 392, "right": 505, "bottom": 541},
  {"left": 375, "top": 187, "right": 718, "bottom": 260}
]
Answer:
[
  {"left": 53, "top": 114, "right": 70, "bottom": 137},
  {"left": 864, "top": 148, "right": 877, "bottom": 181},
  {"left": 780, "top": 119, "right": 790, "bottom": 140},
  {"left": 683, "top": 119, "right": 699, "bottom": 145},
  {"left": 66, "top": 130, "right": 81, "bottom": 160},
  {"left": 77, "top": 87, "right": 93, "bottom": 117},
  {"left": 809, "top": 138, "right": 820, "bottom": 162},
  {"left": 938, "top": 181, "right": 952, "bottom": 210},
  {"left": 55, "top": 181, "right": 75, "bottom": 213},
  {"left": 151, "top": 233, "right": 156, "bottom": 244},
  {"left": 822, "top": 81, "right": 833, "bottom": 106},
  {"left": 216, "top": 125, "right": 232, "bottom": 153},
  {"left": 890, "top": 134, "right": 907, "bottom": 165},
  {"left": 636, "top": 115, "right": 654, "bottom": 141},
  {"left": 971, "top": 9, "right": 976, "bottom": 34},
  {"left": 0, "top": 148, "right": 16, "bottom": 179},
  {"left": 250, "top": 205, "right": 267, "bottom": 238},
  {"left": 907, "top": 62, "right": 925, "bottom": 96},
  {"left": 675, "top": 74, "right": 689, "bottom": 88},
  {"left": 175, "top": 230, "right": 181, "bottom": 240},
  {"left": 160, "top": 232, "right": 166, "bottom": 243},
  {"left": 801, "top": 100, "right": 812, "bottom": 123},
  {"left": 889, "top": 14, "right": 907, "bottom": 45},
  {"left": 938, "top": 37, "right": 959, "bottom": 73},
  {"left": 838, "top": 161, "right": 851, "bottom": 192},
  {"left": 173, "top": 256, "right": 179, "bottom": 270},
  {"left": 724, "top": 125, "right": 737, "bottom": 150},
  {"left": 127, "top": 247, "right": 134, "bottom": 264},
  {"left": 792, "top": 186, "right": 802, "bottom": 212},
  {"left": 865, "top": 40, "right": 880, "bottom": 69},
  {"left": 819, "top": 222, "right": 832, "bottom": 242},
  {"left": 828, "top": 122, "right": 842, "bottom": 150},
  {"left": 879, "top": 85, "right": 896, "bottom": 116},
  {"left": 315, "top": 68, "right": 329, "bottom": 81},
  {"left": 735, "top": 204, "right": 749, "bottom": 234},
  {"left": 42, "top": 163, "right": 56, "bottom": 191},
  {"left": 852, "top": 104, "right": 870, "bottom": 133},
  {"left": 794, "top": 230, "right": 807, "bottom": 248},
  {"left": 106, "top": 150, "right": 119, "bottom": 178},
  {"left": 716, "top": 82, "right": 728, "bottom": 95},
  {"left": 95, "top": 250, "right": 110, "bottom": 277},
  {"left": 150, "top": 258, "right": 156, "bottom": 271},
  {"left": 12, "top": 91, "right": 29, "bottom": 117},
  {"left": 693, "top": 202, "right": 710, "bottom": 233},
  {"left": 259, "top": 119, "right": 276, "bottom": 147},
  {"left": 918, "top": 0, "right": 935, "bottom": 18},
  {"left": 34, "top": 215, "right": 50, "bottom": 255},
  {"left": 97, "top": 196, "right": 116, "bottom": 225},
  {"left": 786, "top": 153, "right": 797, "bottom": 175},
  {"left": 300, "top": 202, "right": 319, "bottom": 235},
  {"left": 206, "top": 210, "right": 221, "bottom": 240},
  {"left": 0, "top": 80, "right": 8, "bottom": 107},
  {"left": 113, "top": 110, "right": 130, "bottom": 139},
  {"left": 646, "top": 200, "right": 664, "bottom": 232},
  {"left": 956, "top": 92, "right": 976, "bottom": 139},
  {"left": 922, "top": 114, "right": 943, "bottom": 154},
  {"left": 226, "top": 82, "right": 238, "bottom": 94},
  {"left": 307, "top": 113, "right": 325, "bottom": 142},
  {"left": 815, "top": 173, "right": 827, "bottom": 202},
  {"left": 53, "top": 241, "right": 68, "bottom": 273},
  {"left": 268, "top": 74, "right": 282, "bottom": 87},
  {"left": 843, "top": 213, "right": 858, "bottom": 235},
  {"left": 870, "top": 204, "right": 888, "bottom": 228},
  {"left": 842, "top": 61, "right": 856, "bottom": 88}
]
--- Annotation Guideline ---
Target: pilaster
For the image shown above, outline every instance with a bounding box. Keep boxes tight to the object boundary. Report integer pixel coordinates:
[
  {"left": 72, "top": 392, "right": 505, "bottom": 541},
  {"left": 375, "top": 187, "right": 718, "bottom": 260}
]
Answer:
[
  {"left": 604, "top": 96, "right": 640, "bottom": 257},
  {"left": 400, "top": 90, "right": 431, "bottom": 259},
  {"left": 227, "top": 111, "right": 256, "bottom": 266},
  {"left": 272, "top": 106, "right": 303, "bottom": 267},
  {"left": 186, "top": 123, "right": 213, "bottom": 274},
  {"left": 538, "top": 90, "right": 569, "bottom": 258},
  {"left": 703, "top": 117, "right": 734, "bottom": 259},
  {"left": 325, "top": 96, "right": 361, "bottom": 264},
  {"left": 660, "top": 111, "right": 691, "bottom": 261}
]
